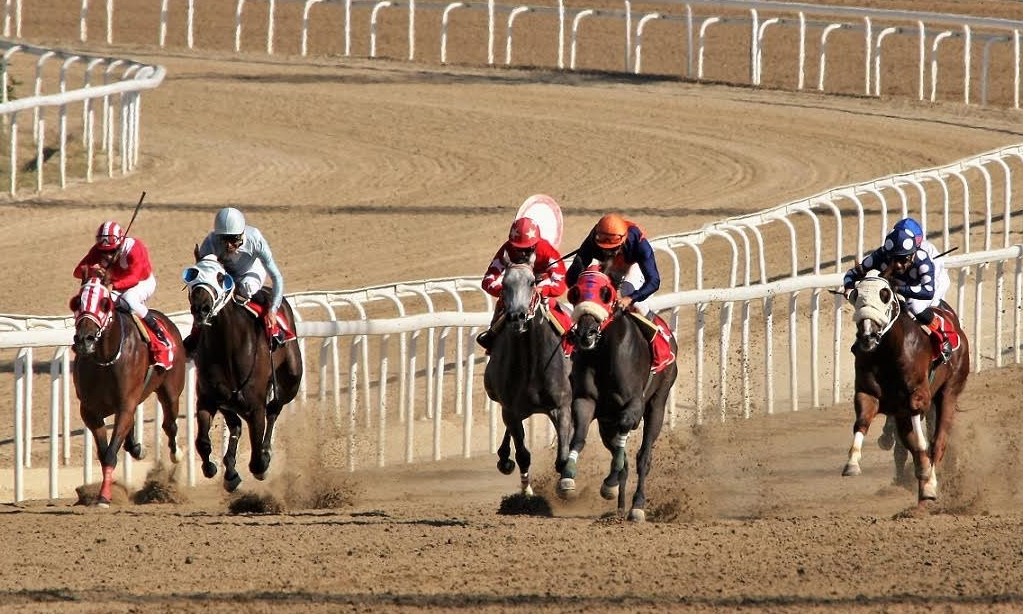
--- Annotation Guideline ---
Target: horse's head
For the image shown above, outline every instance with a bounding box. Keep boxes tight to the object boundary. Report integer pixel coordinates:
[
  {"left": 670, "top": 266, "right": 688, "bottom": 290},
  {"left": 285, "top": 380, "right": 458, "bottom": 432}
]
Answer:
[
  {"left": 501, "top": 264, "right": 541, "bottom": 334},
  {"left": 70, "top": 279, "right": 115, "bottom": 355},
  {"left": 567, "top": 267, "right": 617, "bottom": 350},
  {"left": 182, "top": 255, "right": 235, "bottom": 326},
  {"left": 851, "top": 270, "right": 901, "bottom": 353}
]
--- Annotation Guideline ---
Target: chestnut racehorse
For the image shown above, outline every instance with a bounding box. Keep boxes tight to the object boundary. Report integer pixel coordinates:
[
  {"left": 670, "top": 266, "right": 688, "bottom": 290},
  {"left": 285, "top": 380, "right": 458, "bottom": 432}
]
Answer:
[
  {"left": 483, "top": 264, "right": 573, "bottom": 496},
  {"left": 70, "top": 278, "right": 186, "bottom": 507},
  {"left": 842, "top": 269, "right": 969, "bottom": 505}
]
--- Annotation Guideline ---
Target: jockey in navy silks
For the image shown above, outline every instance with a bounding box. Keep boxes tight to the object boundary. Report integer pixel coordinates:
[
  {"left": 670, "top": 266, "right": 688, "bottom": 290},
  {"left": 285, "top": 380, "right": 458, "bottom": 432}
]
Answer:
[{"left": 843, "top": 217, "right": 954, "bottom": 362}]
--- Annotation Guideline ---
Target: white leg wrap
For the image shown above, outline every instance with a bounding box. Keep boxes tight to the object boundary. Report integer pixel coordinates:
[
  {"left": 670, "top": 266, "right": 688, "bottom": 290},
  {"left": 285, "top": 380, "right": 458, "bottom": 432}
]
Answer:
[
  {"left": 911, "top": 415, "right": 929, "bottom": 451},
  {"left": 613, "top": 433, "right": 629, "bottom": 448},
  {"left": 568, "top": 450, "right": 579, "bottom": 462}
]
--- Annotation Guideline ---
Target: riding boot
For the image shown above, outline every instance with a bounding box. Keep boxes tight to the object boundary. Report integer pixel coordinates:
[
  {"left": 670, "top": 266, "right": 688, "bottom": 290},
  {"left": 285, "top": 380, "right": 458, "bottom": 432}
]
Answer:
[
  {"left": 182, "top": 321, "right": 201, "bottom": 358},
  {"left": 926, "top": 318, "right": 953, "bottom": 363},
  {"left": 142, "top": 312, "right": 171, "bottom": 371},
  {"left": 476, "top": 311, "right": 506, "bottom": 353}
]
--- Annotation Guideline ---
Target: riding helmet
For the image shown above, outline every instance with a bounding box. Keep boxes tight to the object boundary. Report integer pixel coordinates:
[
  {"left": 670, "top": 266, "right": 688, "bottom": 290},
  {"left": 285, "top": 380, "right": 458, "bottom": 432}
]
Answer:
[
  {"left": 95, "top": 221, "right": 124, "bottom": 251},
  {"left": 214, "top": 207, "right": 246, "bottom": 235},
  {"left": 884, "top": 217, "right": 923, "bottom": 257},
  {"left": 508, "top": 217, "right": 541, "bottom": 249},
  {"left": 594, "top": 213, "right": 629, "bottom": 249}
]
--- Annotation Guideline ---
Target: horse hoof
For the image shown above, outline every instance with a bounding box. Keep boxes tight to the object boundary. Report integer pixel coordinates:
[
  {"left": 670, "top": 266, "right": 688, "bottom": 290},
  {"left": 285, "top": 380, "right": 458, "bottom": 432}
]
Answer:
[
  {"left": 557, "top": 478, "right": 577, "bottom": 498},
  {"left": 201, "top": 461, "right": 218, "bottom": 479},
  {"left": 497, "top": 458, "right": 515, "bottom": 475},
  {"left": 842, "top": 463, "right": 861, "bottom": 477},
  {"left": 522, "top": 484, "right": 534, "bottom": 497},
  {"left": 628, "top": 508, "right": 646, "bottom": 522},
  {"left": 600, "top": 482, "right": 618, "bottom": 501},
  {"left": 253, "top": 471, "right": 268, "bottom": 482},
  {"left": 130, "top": 445, "right": 146, "bottom": 461},
  {"left": 171, "top": 449, "right": 183, "bottom": 464},
  {"left": 920, "top": 486, "right": 938, "bottom": 501},
  {"left": 878, "top": 433, "right": 895, "bottom": 451},
  {"left": 96, "top": 498, "right": 111, "bottom": 509},
  {"left": 224, "top": 473, "right": 242, "bottom": 493}
]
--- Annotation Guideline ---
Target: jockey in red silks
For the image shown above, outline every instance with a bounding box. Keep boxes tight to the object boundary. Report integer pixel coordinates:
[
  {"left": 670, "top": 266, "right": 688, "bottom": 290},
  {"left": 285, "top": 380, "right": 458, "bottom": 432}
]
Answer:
[
  {"left": 184, "top": 207, "right": 289, "bottom": 355},
  {"left": 73, "top": 221, "right": 173, "bottom": 370},
  {"left": 565, "top": 213, "right": 675, "bottom": 372},
  {"left": 476, "top": 217, "right": 568, "bottom": 351}
]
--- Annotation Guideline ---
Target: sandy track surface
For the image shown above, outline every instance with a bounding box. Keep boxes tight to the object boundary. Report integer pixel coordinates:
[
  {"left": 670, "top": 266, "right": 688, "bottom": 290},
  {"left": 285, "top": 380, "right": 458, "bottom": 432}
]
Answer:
[{"left": 4, "top": 1, "right": 1023, "bottom": 611}]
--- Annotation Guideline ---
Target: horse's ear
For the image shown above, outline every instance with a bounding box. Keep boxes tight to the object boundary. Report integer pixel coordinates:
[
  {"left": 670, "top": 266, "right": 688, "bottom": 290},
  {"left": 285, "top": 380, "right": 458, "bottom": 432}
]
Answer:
[
  {"left": 69, "top": 296, "right": 80, "bottom": 313},
  {"left": 599, "top": 286, "right": 612, "bottom": 304},
  {"left": 848, "top": 289, "right": 858, "bottom": 304},
  {"left": 880, "top": 288, "right": 892, "bottom": 304},
  {"left": 182, "top": 267, "right": 199, "bottom": 284},
  {"left": 567, "top": 287, "right": 580, "bottom": 305},
  {"left": 100, "top": 297, "right": 112, "bottom": 313},
  {"left": 193, "top": 243, "right": 201, "bottom": 263}
]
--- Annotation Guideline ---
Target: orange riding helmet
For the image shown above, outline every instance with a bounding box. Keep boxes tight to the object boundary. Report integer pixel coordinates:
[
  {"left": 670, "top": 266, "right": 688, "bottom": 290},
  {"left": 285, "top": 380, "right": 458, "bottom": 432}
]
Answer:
[{"left": 593, "top": 213, "right": 629, "bottom": 249}]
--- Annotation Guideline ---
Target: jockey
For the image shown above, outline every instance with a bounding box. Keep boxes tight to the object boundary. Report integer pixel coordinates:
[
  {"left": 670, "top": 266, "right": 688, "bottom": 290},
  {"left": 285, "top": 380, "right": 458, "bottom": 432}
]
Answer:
[
  {"left": 843, "top": 217, "right": 953, "bottom": 362},
  {"left": 566, "top": 213, "right": 660, "bottom": 316},
  {"left": 476, "top": 217, "right": 568, "bottom": 351},
  {"left": 566, "top": 213, "right": 674, "bottom": 372},
  {"left": 73, "top": 221, "right": 172, "bottom": 370},
  {"left": 183, "top": 207, "right": 287, "bottom": 354}
]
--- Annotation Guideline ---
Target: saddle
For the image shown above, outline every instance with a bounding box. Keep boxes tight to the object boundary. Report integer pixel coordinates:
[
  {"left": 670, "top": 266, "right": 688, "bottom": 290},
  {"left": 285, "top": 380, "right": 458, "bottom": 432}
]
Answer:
[
  {"left": 924, "top": 304, "right": 961, "bottom": 363},
  {"left": 130, "top": 313, "right": 175, "bottom": 371},
  {"left": 238, "top": 293, "right": 297, "bottom": 345},
  {"left": 626, "top": 309, "right": 676, "bottom": 374}
]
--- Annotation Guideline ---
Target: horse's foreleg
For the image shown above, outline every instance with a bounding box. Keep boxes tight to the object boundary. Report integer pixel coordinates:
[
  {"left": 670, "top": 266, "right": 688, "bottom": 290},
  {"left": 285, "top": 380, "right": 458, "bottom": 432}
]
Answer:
[
  {"left": 899, "top": 412, "right": 935, "bottom": 502},
  {"left": 921, "top": 392, "right": 958, "bottom": 502},
  {"left": 222, "top": 412, "right": 243, "bottom": 492},
  {"left": 629, "top": 399, "right": 667, "bottom": 523},
  {"left": 98, "top": 403, "right": 137, "bottom": 506},
  {"left": 596, "top": 418, "right": 624, "bottom": 506},
  {"left": 245, "top": 408, "right": 269, "bottom": 481},
  {"left": 263, "top": 399, "right": 284, "bottom": 466},
  {"left": 558, "top": 397, "right": 596, "bottom": 496},
  {"left": 552, "top": 403, "right": 573, "bottom": 474},
  {"left": 496, "top": 428, "right": 515, "bottom": 475},
  {"left": 80, "top": 409, "right": 111, "bottom": 506},
  {"left": 156, "top": 387, "right": 183, "bottom": 464},
  {"left": 510, "top": 418, "right": 533, "bottom": 496},
  {"left": 843, "top": 392, "right": 880, "bottom": 477},
  {"left": 195, "top": 405, "right": 217, "bottom": 480}
]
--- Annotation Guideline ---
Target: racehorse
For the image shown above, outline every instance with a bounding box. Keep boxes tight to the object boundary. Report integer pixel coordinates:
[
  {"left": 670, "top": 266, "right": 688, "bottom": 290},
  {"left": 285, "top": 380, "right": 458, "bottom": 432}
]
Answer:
[
  {"left": 70, "top": 278, "right": 186, "bottom": 507},
  {"left": 182, "top": 255, "right": 303, "bottom": 492},
  {"left": 483, "top": 264, "right": 573, "bottom": 496},
  {"left": 842, "top": 269, "right": 969, "bottom": 504},
  {"left": 556, "top": 268, "right": 678, "bottom": 521}
]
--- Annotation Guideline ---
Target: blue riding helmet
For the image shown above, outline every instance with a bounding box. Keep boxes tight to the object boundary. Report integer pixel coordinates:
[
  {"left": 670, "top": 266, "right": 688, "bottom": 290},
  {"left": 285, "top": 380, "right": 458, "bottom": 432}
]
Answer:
[{"left": 883, "top": 217, "right": 924, "bottom": 257}]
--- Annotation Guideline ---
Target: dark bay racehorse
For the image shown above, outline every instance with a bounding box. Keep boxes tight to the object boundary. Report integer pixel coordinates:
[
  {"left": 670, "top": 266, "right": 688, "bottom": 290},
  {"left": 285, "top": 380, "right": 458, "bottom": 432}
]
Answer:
[
  {"left": 182, "top": 256, "right": 303, "bottom": 492},
  {"left": 483, "top": 264, "right": 573, "bottom": 496},
  {"left": 842, "top": 269, "right": 969, "bottom": 504},
  {"left": 557, "top": 268, "right": 678, "bottom": 521},
  {"left": 71, "top": 278, "right": 186, "bottom": 507}
]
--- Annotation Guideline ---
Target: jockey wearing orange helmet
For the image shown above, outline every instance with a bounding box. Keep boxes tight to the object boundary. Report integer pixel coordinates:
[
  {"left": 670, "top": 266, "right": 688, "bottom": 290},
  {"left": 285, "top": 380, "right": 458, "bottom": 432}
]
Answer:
[
  {"left": 476, "top": 217, "right": 568, "bottom": 351},
  {"left": 566, "top": 213, "right": 660, "bottom": 315},
  {"left": 73, "top": 221, "right": 172, "bottom": 370}
]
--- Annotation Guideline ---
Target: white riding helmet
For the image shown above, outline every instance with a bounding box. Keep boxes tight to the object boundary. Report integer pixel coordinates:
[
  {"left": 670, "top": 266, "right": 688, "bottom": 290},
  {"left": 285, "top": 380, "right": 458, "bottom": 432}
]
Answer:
[{"left": 213, "top": 207, "right": 246, "bottom": 235}]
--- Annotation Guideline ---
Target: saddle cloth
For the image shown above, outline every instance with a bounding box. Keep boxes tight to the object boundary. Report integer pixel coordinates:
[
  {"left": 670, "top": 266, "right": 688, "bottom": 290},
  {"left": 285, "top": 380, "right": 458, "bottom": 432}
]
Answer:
[
  {"left": 240, "top": 299, "right": 297, "bottom": 342},
  {"left": 628, "top": 310, "right": 676, "bottom": 374},
  {"left": 927, "top": 306, "right": 961, "bottom": 361},
  {"left": 131, "top": 314, "right": 175, "bottom": 370}
]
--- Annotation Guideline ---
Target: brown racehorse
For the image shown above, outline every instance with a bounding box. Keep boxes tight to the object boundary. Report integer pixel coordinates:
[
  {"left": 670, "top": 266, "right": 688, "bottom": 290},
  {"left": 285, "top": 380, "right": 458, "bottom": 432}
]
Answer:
[
  {"left": 182, "top": 256, "right": 303, "bottom": 492},
  {"left": 842, "top": 269, "right": 970, "bottom": 505},
  {"left": 70, "top": 278, "right": 186, "bottom": 507}
]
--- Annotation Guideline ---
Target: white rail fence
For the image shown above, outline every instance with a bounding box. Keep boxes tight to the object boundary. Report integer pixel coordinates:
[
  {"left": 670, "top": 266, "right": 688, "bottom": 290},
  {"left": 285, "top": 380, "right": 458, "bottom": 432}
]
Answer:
[
  {"left": 29, "top": 0, "right": 1022, "bottom": 108},
  {"left": 0, "top": 40, "right": 165, "bottom": 196},
  {"left": 3, "top": 142, "right": 1023, "bottom": 502}
]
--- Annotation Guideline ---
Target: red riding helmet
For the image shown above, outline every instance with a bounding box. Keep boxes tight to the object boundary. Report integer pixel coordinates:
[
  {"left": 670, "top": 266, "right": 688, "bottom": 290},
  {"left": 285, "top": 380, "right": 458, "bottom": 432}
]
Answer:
[
  {"left": 509, "top": 217, "right": 541, "bottom": 249},
  {"left": 95, "top": 221, "right": 124, "bottom": 252},
  {"left": 594, "top": 213, "right": 629, "bottom": 249}
]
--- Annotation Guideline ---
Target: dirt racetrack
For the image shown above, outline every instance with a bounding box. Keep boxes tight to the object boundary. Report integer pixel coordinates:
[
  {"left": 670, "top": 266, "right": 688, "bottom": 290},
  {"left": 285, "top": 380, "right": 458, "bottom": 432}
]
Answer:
[{"left": 4, "top": 0, "right": 1023, "bottom": 612}]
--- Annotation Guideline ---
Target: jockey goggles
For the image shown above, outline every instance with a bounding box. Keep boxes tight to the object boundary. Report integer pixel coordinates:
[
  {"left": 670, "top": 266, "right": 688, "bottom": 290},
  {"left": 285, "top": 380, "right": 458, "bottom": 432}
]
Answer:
[{"left": 220, "top": 233, "right": 244, "bottom": 246}]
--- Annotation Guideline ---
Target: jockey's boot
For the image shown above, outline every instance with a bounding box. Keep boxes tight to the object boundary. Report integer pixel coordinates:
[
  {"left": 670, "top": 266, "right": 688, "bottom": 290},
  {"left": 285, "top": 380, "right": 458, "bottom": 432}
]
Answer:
[
  {"left": 926, "top": 318, "right": 953, "bottom": 363},
  {"left": 475, "top": 311, "right": 506, "bottom": 354},
  {"left": 267, "top": 314, "right": 286, "bottom": 350},
  {"left": 182, "top": 321, "right": 201, "bottom": 359},
  {"left": 142, "top": 312, "right": 171, "bottom": 371}
]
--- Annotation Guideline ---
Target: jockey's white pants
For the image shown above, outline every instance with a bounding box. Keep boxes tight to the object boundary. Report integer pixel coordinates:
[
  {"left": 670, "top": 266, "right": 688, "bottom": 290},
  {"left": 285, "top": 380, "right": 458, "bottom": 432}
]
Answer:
[
  {"left": 230, "top": 258, "right": 268, "bottom": 300},
  {"left": 905, "top": 265, "right": 950, "bottom": 317},
  {"left": 114, "top": 274, "right": 156, "bottom": 318},
  {"left": 619, "top": 263, "right": 651, "bottom": 314}
]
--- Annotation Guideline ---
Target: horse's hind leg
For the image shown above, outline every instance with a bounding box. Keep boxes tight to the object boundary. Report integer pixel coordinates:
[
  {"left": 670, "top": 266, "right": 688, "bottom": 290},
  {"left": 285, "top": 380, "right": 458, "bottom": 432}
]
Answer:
[
  {"left": 155, "top": 385, "right": 183, "bottom": 464},
  {"left": 245, "top": 408, "right": 271, "bottom": 482},
  {"left": 195, "top": 404, "right": 219, "bottom": 480},
  {"left": 629, "top": 396, "right": 667, "bottom": 523},
  {"left": 505, "top": 415, "right": 533, "bottom": 496},
  {"left": 923, "top": 390, "right": 960, "bottom": 501},
  {"left": 222, "top": 412, "right": 244, "bottom": 492}
]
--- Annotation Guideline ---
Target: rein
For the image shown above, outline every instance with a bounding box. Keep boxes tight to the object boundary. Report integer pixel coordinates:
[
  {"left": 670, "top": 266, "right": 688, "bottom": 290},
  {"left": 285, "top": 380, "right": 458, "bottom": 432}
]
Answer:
[{"left": 85, "top": 310, "right": 127, "bottom": 367}]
